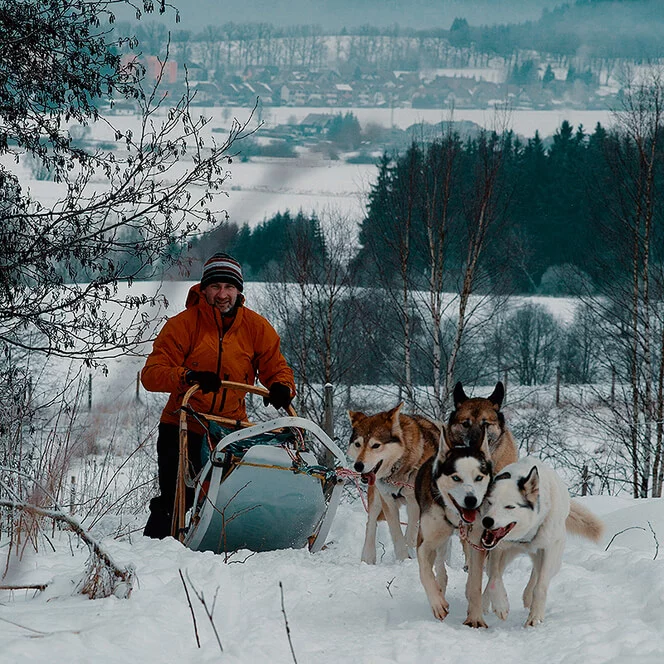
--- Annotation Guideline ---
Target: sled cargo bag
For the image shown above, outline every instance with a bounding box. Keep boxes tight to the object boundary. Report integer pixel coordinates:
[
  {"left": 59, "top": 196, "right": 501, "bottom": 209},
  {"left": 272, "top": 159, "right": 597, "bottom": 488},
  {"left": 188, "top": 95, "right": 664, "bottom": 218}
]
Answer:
[{"left": 184, "top": 418, "right": 344, "bottom": 554}]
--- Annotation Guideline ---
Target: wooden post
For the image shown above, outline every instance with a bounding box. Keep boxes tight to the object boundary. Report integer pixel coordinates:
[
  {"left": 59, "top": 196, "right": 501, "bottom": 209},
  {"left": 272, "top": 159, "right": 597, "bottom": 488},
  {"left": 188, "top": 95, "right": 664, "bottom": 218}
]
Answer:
[
  {"left": 323, "top": 383, "right": 334, "bottom": 439},
  {"left": 87, "top": 373, "right": 92, "bottom": 410},
  {"left": 321, "top": 383, "right": 335, "bottom": 468}
]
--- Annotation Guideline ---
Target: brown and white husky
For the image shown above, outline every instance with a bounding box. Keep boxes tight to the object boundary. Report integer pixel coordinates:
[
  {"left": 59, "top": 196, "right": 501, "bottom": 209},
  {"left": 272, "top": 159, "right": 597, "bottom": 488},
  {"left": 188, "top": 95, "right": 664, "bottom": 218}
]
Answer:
[{"left": 347, "top": 403, "right": 440, "bottom": 564}]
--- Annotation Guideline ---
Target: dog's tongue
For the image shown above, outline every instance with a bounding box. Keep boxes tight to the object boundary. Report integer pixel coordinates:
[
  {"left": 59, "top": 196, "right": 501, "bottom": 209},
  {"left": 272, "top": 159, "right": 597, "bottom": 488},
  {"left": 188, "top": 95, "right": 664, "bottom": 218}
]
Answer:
[
  {"left": 361, "top": 471, "right": 376, "bottom": 486},
  {"left": 461, "top": 508, "right": 477, "bottom": 523}
]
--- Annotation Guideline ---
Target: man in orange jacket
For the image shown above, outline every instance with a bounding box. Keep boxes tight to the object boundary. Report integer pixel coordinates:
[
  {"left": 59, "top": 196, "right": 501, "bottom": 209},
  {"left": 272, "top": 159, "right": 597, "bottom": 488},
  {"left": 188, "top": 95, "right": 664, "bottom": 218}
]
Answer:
[{"left": 141, "top": 252, "right": 296, "bottom": 538}]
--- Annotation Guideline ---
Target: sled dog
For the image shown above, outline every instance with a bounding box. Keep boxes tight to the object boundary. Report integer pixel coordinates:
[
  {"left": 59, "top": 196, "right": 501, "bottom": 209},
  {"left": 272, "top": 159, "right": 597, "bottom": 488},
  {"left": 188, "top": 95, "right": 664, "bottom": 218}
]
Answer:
[
  {"left": 415, "top": 425, "right": 493, "bottom": 620},
  {"left": 347, "top": 403, "right": 439, "bottom": 564},
  {"left": 464, "top": 457, "right": 604, "bottom": 628},
  {"left": 448, "top": 381, "right": 519, "bottom": 568},
  {"left": 448, "top": 381, "right": 519, "bottom": 472}
]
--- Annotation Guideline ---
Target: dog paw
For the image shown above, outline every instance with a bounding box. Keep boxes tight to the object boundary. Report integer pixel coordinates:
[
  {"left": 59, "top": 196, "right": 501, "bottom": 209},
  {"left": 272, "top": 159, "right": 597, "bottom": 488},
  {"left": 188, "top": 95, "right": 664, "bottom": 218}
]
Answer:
[
  {"left": 493, "top": 604, "right": 509, "bottom": 620},
  {"left": 430, "top": 601, "right": 449, "bottom": 621},
  {"left": 488, "top": 591, "right": 509, "bottom": 620},
  {"left": 524, "top": 611, "right": 544, "bottom": 627},
  {"left": 395, "top": 545, "right": 410, "bottom": 561},
  {"left": 464, "top": 615, "right": 488, "bottom": 629},
  {"left": 427, "top": 592, "right": 449, "bottom": 621},
  {"left": 360, "top": 551, "right": 376, "bottom": 565}
]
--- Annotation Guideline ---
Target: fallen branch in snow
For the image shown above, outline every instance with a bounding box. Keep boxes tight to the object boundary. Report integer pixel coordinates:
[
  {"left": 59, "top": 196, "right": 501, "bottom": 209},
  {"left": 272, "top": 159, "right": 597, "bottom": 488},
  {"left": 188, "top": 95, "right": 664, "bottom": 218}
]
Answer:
[
  {"left": 605, "top": 523, "right": 660, "bottom": 560},
  {"left": 0, "top": 499, "right": 134, "bottom": 599},
  {"left": 0, "top": 614, "right": 81, "bottom": 637},
  {"left": 279, "top": 581, "right": 298, "bottom": 664},
  {"left": 647, "top": 521, "right": 660, "bottom": 560},
  {"left": 605, "top": 526, "right": 647, "bottom": 551},
  {"left": 0, "top": 583, "right": 48, "bottom": 592},
  {"left": 178, "top": 569, "right": 201, "bottom": 648}
]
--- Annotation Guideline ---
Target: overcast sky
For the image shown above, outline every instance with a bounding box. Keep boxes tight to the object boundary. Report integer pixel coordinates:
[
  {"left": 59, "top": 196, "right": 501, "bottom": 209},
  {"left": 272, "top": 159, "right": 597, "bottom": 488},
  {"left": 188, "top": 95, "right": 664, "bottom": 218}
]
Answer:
[{"left": 161, "top": 0, "right": 564, "bottom": 32}]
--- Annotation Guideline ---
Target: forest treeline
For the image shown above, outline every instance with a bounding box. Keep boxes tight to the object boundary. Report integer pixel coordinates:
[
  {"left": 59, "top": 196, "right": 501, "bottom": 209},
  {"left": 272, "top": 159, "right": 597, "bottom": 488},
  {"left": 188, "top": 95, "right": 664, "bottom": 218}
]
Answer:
[{"left": 190, "top": 117, "right": 663, "bottom": 297}]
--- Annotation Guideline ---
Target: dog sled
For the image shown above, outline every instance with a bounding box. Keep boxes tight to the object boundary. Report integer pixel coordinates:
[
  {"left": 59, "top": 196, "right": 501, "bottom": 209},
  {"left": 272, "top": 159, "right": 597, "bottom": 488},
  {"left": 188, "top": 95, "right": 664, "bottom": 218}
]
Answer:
[{"left": 173, "top": 382, "right": 347, "bottom": 555}]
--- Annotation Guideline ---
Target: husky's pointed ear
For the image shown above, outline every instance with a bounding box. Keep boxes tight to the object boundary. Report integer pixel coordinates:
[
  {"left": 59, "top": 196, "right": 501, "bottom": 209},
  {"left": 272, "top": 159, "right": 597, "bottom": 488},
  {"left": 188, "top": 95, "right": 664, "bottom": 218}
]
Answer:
[
  {"left": 388, "top": 402, "right": 404, "bottom": 436},
  {"left": 488, "top": 381, "right": 505, "bottom": 409},
  {"left": 438, "top": 424, "right": 453, "bottom": 458},
  {"left": 453, "top": 382, "right": 468, "bottom": 407},
  {"left": 519, "top": 465, "right": 540, "bottom": 507},
  {"left": 348, "top": 410, "right": 366, "bottom": 427}
]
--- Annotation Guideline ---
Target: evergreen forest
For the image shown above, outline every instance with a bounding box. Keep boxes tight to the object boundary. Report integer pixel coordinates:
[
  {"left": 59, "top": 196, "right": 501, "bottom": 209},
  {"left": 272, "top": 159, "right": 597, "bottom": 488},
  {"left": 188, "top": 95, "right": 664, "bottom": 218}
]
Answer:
[{"left": 203, "top": 117, "right": 664, "bottom": 296}]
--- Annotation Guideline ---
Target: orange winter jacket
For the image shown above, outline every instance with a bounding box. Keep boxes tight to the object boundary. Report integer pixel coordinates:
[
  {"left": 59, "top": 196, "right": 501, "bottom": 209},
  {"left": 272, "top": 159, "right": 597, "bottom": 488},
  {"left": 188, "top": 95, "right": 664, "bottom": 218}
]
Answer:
[{"left": 141, "top": 284, "right": 295, "bottom": 430}]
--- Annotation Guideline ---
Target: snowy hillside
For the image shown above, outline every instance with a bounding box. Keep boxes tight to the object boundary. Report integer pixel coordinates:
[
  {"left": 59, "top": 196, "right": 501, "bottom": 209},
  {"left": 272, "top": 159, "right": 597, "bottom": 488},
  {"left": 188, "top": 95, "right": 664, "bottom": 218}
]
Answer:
[{"left": 2, "top": 495, "right": 662, "bottom": 664}]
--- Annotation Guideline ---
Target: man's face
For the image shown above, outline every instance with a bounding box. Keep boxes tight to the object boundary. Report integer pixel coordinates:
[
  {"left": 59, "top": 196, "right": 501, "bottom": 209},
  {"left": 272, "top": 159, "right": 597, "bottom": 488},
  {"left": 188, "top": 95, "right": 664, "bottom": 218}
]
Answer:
[{"left": 202, "top": 282, "right": 239, "bottom": 314}]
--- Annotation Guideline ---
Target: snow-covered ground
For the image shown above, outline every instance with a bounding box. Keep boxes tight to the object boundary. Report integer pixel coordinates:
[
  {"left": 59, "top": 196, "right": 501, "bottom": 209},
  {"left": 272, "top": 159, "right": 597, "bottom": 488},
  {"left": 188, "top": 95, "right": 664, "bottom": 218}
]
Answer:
[{"left": 2, "top": 494, "right": 662, "bottom": 664}]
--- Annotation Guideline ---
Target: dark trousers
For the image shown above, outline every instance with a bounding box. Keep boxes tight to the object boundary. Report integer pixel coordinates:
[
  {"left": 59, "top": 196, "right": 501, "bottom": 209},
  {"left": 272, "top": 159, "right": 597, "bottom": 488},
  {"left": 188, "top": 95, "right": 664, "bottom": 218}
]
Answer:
[{"left": 143, "top": 422, "right": 205, "bottom": 539}]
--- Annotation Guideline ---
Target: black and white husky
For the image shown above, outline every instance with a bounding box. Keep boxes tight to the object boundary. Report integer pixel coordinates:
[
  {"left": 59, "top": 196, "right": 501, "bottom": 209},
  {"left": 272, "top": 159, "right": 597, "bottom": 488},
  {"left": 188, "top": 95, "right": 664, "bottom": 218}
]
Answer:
[
  {"left": 415, "top": 425, "right": 493, "bottom": 621},
  {"left": 465, "top": 456, "right": 604, "bottom": 628}
]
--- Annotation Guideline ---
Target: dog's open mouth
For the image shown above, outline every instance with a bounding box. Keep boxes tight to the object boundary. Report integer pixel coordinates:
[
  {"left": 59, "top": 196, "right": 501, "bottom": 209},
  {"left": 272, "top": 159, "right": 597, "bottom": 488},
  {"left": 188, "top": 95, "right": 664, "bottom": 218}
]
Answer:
[
  {"left": 360, "top": 460, "right": 383, "bottom": 485},
  {"left": 481, "top": 523, "right": 516, "bottom": 549},
  {"left": 451, "top": 497, "right": 479, "bottom": 524}
]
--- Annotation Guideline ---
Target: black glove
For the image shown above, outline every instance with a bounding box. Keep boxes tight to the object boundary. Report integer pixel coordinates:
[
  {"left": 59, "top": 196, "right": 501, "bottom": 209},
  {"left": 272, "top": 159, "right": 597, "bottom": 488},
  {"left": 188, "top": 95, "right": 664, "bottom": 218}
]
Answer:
[
  {"left": 263, "top": 382, "right": 292, "bottom": 410},
  {"left": 186, "top": 370, "right": 221, "bottom": 394}
]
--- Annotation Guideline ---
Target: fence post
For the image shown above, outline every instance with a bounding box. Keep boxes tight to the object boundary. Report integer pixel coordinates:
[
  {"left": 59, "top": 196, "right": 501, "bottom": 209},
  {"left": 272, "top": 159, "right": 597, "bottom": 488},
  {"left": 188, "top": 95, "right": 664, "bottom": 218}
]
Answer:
[{"left": 323, "top": 383, "right": 334, "bottom": 439}]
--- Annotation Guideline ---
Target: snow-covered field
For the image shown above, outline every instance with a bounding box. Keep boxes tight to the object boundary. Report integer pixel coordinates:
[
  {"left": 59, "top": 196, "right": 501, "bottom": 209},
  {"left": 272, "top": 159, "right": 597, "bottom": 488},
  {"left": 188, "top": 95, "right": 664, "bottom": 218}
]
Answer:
[
  {"left": 2, "top": 277, "right": 662, "bottom": 664},
  {"left": 2, "top": 493, "right": 662, "bottom": 664}
]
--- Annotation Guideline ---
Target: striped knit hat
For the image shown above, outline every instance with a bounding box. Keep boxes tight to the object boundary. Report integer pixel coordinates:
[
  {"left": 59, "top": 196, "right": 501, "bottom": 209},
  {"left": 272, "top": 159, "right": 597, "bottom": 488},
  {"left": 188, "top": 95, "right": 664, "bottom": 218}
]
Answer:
[{"left": 200, "top": 252, "right": 244, "bottom": 292}]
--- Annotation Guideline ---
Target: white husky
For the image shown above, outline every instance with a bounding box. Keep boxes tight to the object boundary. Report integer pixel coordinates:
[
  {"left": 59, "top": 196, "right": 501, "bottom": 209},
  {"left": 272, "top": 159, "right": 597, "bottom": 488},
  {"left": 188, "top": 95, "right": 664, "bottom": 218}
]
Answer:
[{"left": 464, "top": 456, "right": 603, "bottom": 628}]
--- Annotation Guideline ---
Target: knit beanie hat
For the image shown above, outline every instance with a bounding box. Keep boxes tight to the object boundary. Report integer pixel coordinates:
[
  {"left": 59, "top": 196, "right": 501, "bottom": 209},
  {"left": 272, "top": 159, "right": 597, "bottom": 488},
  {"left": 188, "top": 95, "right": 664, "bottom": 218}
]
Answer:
[{"left": 200, "top": 252, "right": 244, "bottom": 292}]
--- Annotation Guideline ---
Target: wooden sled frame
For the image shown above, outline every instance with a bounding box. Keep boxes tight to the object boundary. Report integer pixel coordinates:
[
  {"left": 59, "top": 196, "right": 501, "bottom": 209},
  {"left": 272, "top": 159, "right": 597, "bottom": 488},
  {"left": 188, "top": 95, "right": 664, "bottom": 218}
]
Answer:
[{"left": 174, "top": 382, "right": 346, "bottom": 554}]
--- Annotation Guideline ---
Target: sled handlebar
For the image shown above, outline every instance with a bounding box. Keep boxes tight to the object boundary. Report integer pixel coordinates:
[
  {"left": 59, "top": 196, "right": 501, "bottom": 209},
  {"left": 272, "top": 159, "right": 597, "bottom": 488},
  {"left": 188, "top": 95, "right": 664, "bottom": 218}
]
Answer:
[{"left": 182, "top": 381, "right": 297, "bottom": 419}]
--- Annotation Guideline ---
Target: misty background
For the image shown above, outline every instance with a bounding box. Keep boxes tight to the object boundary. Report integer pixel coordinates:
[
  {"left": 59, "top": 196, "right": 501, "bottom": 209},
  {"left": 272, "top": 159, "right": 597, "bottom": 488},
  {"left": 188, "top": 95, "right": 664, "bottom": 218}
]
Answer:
[{"left": 171, "top": 0, "right": 561, "bottom": 30}]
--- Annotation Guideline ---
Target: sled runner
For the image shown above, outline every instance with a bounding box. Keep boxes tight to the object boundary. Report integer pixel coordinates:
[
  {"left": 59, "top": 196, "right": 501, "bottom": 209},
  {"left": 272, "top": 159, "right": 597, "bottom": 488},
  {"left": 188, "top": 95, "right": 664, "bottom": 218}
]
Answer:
[{"left": 174, "top": 382, "right": 347, "bottom": 555}]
